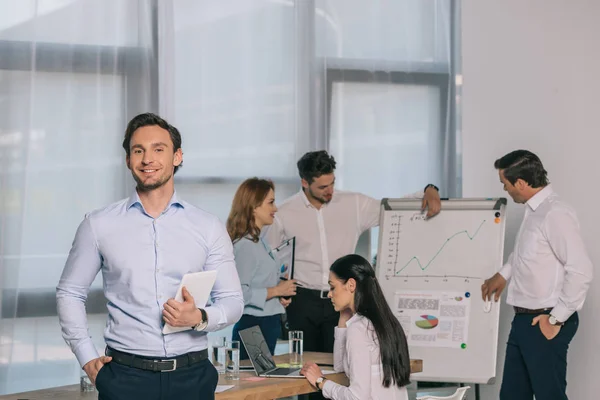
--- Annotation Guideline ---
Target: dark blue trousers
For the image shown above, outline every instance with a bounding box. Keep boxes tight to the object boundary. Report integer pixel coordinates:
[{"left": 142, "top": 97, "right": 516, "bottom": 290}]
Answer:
[
  {"left": 231, "top": 313, "right": 282, "bottom": 360},
  {"left": 500, "top": 312, "right": 578, "bottom": 400},
  {"left": 95, "top": 358, "right": 218, "bottom": 400}
]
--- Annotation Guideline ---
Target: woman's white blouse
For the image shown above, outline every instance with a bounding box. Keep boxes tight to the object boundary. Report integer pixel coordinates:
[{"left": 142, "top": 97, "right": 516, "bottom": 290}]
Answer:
[{"left": 322, "top": 314, "right": 409, "bottom": 400}]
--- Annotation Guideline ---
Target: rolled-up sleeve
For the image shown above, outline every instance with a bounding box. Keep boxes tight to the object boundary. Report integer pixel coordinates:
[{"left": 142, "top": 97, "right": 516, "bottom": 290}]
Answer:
[
  {"left": 56, "top": 216, "right": 103, "bottom": 368},
  {"left": 203, "top": 220, "right": 244, "bottom": 332}
]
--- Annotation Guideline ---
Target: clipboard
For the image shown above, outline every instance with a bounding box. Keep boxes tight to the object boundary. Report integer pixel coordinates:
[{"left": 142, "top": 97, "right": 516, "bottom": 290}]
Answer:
[
  {"left": 273, "top": 237, "right": 295, "bottom": 280},
  {"left": 162, "top": 270, "right": 218, "bottom": 335}
]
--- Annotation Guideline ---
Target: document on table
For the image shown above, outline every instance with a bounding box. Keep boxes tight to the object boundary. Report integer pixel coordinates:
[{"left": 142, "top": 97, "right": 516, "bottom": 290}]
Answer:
[{"left": 216, "top": 385, "right": 234, "bottom": 393}]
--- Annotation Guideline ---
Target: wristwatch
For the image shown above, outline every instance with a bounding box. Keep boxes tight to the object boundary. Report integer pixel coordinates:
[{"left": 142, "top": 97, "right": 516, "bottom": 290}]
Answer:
[
  {"left": 315, "top": 376, "right": 326, "bottom": 391},
  {"left": 192, "top": 308, "right": 209, "bottom": 331},
  {"left": 548, "top": 314, "right": 564, "bottom": 326}
]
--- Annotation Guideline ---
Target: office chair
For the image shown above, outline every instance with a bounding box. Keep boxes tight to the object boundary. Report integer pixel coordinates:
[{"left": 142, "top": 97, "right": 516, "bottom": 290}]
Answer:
[{"left": 416, "top": 385, "right": 471, "bottom": 400}]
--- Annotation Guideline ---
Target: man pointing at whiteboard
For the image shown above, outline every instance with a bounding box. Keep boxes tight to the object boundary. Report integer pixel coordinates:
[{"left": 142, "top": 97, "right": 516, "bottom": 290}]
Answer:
[
  {"left": 481, "top": 150, "right": 593, "bottom": 400},
  {"left": 264, "top": 150, "right": 441, "bottom": 358}
]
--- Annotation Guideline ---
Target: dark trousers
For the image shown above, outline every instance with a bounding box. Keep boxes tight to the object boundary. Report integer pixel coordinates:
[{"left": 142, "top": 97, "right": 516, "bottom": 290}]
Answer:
[
  {"left": 95, "top": 358, "right": 218, "bottom": 400},
  {"left": 287, "top": 287, "right": 339, "bottom": 353},
  {"left": 500, "top": 312, "right": 578, "bottom": 400},
  {"left": 232, "top": 313, "right": 282, "bottom": 360}
]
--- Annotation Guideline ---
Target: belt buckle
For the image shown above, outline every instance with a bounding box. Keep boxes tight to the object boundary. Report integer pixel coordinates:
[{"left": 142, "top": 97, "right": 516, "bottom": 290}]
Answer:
[
  {"left": 160, "top": 359, "right": 177, "bottom": 372},
  {"left": 320, "top": 290, "right": 329, "bottom": 299}
]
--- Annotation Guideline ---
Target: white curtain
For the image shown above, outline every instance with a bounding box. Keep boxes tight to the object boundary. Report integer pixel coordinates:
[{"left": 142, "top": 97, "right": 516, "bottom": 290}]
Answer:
[
  {"left": 162, "top": 0, "right": 457, "bottom": 255},
  {"left": 313, "top": 0, "right": 457, "bottom": 255},
  {"left": 0, "top": 0, "right": 457, "bottom": 395},
  {"left": 0, "top": 0, "right": 155, "bottom": 394},
  {"left": 316, "top": 0, "right": 455, "bottom": 197},
  {"left": 162, "top": 0, "right": 457, "bottom": 223}
]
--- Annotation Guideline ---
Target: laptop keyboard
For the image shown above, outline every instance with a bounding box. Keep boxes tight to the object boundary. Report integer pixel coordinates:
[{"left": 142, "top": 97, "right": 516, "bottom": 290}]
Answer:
[{"left": 268, "top": 367, "right": 298, "bottom": 375}]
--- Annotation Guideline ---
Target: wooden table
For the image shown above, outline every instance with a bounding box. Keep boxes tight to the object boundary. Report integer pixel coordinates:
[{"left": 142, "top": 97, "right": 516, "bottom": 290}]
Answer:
[
  {"left": 217, "top": 352, "right": 422, "bottom": 400},
  {"left": 217, "top": 352, "right": 345, "bottom": 400},
  {"left": 0, "top": 353, "right": 423, "bottom": 400}
]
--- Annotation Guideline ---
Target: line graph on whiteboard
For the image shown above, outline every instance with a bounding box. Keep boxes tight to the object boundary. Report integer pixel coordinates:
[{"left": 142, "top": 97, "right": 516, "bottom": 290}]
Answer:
[{"left": 383, "top": 212, "right": 491, "bottom": 280}]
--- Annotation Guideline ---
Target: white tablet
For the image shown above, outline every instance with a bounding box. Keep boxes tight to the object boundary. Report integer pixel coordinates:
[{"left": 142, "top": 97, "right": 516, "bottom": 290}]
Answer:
[{"left": 162, "top": 270, "right": 218, "bottom": 335}]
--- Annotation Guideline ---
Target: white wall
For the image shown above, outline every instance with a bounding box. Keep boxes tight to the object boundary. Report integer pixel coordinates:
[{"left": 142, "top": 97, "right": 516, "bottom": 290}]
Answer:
[{"left": 462, "top": 0, "right": 600, "bottom": 398}]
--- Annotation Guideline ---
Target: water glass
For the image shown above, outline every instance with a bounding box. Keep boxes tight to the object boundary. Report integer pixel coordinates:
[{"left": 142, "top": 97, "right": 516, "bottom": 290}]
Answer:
[
  {"left": 225, "top": 340, "right": 240, "bottom": 380},
  {"left": 288, "top": 330, "right": 304, "bottom": 367},
  {"left": 211, "top": 336, "right": 227, "bottom": 374},
  {"left": 80, "top": 370, "right": 95, "bottom": 392}
]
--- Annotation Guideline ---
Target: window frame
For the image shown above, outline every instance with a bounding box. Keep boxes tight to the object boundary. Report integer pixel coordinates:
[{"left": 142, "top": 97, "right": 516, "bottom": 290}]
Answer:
[{"left": 0, "top": 1, "right": 159, "bottom": 318}]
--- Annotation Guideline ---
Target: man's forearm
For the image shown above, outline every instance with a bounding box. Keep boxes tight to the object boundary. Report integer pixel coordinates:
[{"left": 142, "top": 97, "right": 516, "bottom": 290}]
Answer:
[
  {"left": 204, "top": 293, "right": 244, "bottom": 332},
  {"left": 56, "top": 287, "right": 99, "bottom": 367}
]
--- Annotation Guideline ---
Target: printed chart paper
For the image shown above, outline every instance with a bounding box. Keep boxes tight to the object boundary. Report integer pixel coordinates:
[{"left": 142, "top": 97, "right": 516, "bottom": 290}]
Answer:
[{"left": 394, "top": 290, "right": 471, "bottom": 349}]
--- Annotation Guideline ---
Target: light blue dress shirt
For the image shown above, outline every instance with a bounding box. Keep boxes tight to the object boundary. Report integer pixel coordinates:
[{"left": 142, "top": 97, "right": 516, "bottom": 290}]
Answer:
[
  {"left": 233, "top": 237, "right": 285, "bottom": 317},
  {"left": 56, "top": 190, "right": 244, "bottom": 367}
]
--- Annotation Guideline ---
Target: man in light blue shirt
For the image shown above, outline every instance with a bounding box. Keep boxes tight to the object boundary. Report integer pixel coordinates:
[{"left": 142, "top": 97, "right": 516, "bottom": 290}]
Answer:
[{"left": 56, "top": 113, "right": 244, "bottom": 400}]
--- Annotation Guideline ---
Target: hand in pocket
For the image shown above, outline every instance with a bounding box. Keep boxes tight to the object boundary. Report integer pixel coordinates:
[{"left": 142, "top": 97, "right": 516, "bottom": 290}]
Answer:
[{"left": 532, "top": 314, "right": 561, "bottom": 340}]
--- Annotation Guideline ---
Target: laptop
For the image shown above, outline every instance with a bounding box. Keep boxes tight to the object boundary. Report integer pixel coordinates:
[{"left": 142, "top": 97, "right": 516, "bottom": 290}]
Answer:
[{"left": 238, "top": 325, "right": 303, "bottom": 378}]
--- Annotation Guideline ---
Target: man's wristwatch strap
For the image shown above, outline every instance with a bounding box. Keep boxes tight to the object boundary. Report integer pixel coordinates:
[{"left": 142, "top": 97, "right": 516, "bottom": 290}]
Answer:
[
  {"left": 192, "top": 308, "right": 208, "bottom": 330},
  {"left": 316, "top": 377, "right": 327, "bottom": 391},
  {"left": 549, "top": 314, "right": 564, "bottom": 326},
  {"left": 424, "top": 183, "right": 439, "bottom": 193}
]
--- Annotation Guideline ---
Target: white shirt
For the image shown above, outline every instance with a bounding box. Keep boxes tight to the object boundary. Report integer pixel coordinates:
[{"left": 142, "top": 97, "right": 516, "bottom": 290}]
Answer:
[
  {"left": 322, "top": 314, "right": 409, "bottom": 400},
  {"left": 499, "top": 185, "right": 593, "bottom": 322},
  {"left": 264, "top": 190, "right": 422, "bottom": 290}
]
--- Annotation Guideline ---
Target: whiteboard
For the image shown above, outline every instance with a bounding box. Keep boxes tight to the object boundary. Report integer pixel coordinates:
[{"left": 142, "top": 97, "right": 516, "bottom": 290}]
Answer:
[{"left": 375, "top": 198, "right": 507, "bottom": 384}]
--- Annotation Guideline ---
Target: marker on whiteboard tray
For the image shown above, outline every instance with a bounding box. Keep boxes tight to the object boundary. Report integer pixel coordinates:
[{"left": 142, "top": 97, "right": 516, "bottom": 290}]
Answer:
[{"left": 483, "top": 298, "right": 492, "bottom": 313}]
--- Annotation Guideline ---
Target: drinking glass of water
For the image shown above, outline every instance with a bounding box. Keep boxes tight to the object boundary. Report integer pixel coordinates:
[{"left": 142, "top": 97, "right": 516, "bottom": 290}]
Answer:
[
  {"left": 225, "top": 340, "right": 240, "bottom": 380},
  {"left": 80, "top": 370, "right": 95, "bottom": 392},
  {"left": 211, "top": 336, "right": 227, "bottom": 374},
  {"left": 288, "top": 330, "right": 303, "bottom": 367}
]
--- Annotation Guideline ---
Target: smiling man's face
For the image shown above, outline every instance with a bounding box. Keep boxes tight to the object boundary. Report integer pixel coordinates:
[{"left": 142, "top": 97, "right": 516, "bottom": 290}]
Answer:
[{"left": 126, "top": 125, "right": 182, "bottom": 192}]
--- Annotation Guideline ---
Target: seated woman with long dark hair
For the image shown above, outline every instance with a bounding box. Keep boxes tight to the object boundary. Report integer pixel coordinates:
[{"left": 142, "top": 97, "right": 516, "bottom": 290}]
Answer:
[
  {"left": 301, "top": 254, "right": 410, "bottom": 400},
  {"left": 228, "top": 178, "right": 297, "bottom": 359}
]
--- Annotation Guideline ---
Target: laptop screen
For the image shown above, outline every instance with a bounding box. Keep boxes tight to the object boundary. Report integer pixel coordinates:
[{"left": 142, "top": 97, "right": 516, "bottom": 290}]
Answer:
[{"left": 238, "top": 325, "right": 277, "bottom": 375}]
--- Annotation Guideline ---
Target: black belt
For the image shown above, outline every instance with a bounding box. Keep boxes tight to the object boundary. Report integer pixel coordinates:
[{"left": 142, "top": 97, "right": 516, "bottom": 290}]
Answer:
[
  {"left": 297, "top": 286, "right": 330, "bottom": 299},
  {"left": 106, "top": 347, "right": 208, "bottom": 372},
  {"left": 513, "top": 307, "right": 551, "bottom": 315}
]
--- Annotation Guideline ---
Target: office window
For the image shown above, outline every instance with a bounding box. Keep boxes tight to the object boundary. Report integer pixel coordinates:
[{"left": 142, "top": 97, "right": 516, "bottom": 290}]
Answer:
[
  {"left": 315, "top": 0, "right": 459, "bottom": 257},
  {"left": 0, "top": 0, "right": 460, "bottom": 395},
  {"left": 167, "top": 0, "right": 300, "bottom": 221},
  {"left": 0, "top": 0, "right": 155, "bottom": 394}
]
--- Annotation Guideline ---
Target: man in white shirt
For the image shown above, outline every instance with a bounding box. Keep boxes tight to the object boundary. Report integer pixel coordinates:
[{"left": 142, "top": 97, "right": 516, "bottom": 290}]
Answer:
[
  {"left": 265, "top": 150, "right": 441, "bottom": 355},
  {"left": 481, "top": 150, "right": 593, "bottom": 400}
]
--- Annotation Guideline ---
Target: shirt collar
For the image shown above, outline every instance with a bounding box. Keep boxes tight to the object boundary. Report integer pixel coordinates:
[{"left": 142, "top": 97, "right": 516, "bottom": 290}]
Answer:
[
  {"left": 526, "top": 185, "right": 553, "bottom": 211},
  {"left": 346, "top": 313, "right": 361, "bottom": 327},
  {"left": 299, "top": 189, "right": 313, "bottom": 208},
  {"left": 126, "top": 189, "right": 184, "bottom": 212},
  {"left": 299, "top": 189, "right": 338, "bottom": 209}
]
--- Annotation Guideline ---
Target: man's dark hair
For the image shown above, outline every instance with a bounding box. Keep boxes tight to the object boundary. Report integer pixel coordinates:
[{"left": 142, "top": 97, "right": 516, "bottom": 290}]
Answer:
[
  {"left": 122, "top": 113, "right": 183, "bottom": 174},
  {"left": 494, "top": 150, "right": 548, "bottom": 188},
  {"left": 297, "top": 150, "right": 336, "bottom": 183}
]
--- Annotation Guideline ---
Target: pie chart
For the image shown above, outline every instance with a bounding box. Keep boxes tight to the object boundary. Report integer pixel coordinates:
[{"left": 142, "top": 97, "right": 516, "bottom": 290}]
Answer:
[{"left": 415, "top": 315, "right": 439, "bottom": 330}]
